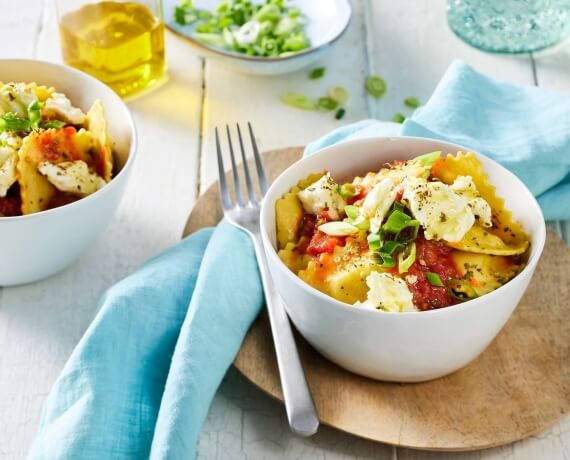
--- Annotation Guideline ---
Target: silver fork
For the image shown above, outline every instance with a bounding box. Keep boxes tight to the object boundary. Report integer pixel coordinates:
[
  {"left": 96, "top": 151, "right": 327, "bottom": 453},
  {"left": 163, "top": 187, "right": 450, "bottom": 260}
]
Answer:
[{"left": 215, "top": 123, "right": 319, "bottom": 437}]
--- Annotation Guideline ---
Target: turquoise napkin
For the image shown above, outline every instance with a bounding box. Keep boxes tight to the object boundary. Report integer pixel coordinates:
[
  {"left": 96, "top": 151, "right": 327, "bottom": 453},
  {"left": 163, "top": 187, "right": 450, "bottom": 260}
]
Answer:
[
  {"left": 29, "top": 221, "right": 263, "bottom": 460},
  {"left": 306, "top": 61, "right": 570, "bottom": 220},
  {"left": 30, "top": 60, "right": 570, "bottom": 460}
]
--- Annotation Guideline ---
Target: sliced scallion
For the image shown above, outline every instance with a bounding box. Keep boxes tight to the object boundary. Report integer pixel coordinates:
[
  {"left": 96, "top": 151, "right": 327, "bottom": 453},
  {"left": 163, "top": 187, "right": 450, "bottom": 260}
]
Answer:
[
  {"left": 318, "top": 221, "right": 359, "bottom": 236},
  {"left": 378, "top": 253, "right": 395, "bottom": 268},
  {"left": 366, "top": 75, "right": 387, "bottom": 99},
  {"left": 383, "top": 210, "right": 417, "bottom": 234},
  {"left": 281, "top": 92, "right": 318, "bottom": 110},
  {"left": 392, "top": 112, "right": 405, "bottom": 123},
  {"left": 344, "top": 205, "right": 360, "bottom": 220},
  {"left": 317, "top": 97, "right": 338, "bottom": 111},
  {"left": 380, "top": 240, "right": 405, "bottom": 255},
  {"left": 447, "top": 279, "right": 479, "bottom": 301},
  {"left": 404, "top": 97, "right": 420, "bottom": 109},
  {"left": 367, "top": 233, "right": 381, "bottom": 251},
  {"left": 41, "top": 120, "right": 66, "bottom": 129},
  {"left": 335, "top": 108, "right": 346, "bottom": 120},
  {"left": 398, "top": 242, "right": 416, "bottom": 273},
  {"left": 309, "top": 67, "right": 326, "bottom": 79},
  {"left": 329, "top": 86, "right": 349, "bottom": 105},
  {"left": 426, "top": 272, "right": 444, "bottom": 287},
  {"left": 339, "top": 183, "right": 359, "bottom": 199}
]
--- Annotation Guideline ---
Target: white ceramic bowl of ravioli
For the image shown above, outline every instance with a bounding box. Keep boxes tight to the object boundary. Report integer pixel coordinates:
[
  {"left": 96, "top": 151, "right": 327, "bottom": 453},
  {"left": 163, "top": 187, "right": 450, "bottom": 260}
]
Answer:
[
  {"left": 165, "top": 0, "right": 352, "bottom": 75},
  {"left": 0, "top": 60, "right": 136, "bottom": 286},
  {"left": 260, "top": 136, "right": 546, "bottom": 382}
]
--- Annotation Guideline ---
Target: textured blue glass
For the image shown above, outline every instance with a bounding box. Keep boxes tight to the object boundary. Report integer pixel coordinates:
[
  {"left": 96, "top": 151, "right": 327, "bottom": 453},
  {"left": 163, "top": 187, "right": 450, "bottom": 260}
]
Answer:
[{"left": 447, "top": 0, "right": 570, "bottom": 53}]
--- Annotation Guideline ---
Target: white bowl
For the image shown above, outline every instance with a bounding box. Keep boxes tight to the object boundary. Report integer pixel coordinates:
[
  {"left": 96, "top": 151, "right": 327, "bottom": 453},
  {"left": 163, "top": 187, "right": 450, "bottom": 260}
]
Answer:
[
  {"left": 260, "top": 137, "right": 546, "bottom": 382},
  {"left": 0, "top": 60, "right": 136, "bottom": 286},
  {"left": 165, "top": 0, "right": 352, "bottom": 75}
]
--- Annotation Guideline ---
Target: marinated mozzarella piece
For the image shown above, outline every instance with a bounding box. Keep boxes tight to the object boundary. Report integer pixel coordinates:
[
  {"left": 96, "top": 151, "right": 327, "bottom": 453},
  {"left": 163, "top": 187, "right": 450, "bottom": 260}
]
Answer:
[
  {"left": 402, "top": 176, "right": 475, "bottom": 242},
  {"left": 450, "top": 175, "right": 492, "bottom": 227},
  {"left": 43, "top": 92, "right": 86, "bottom": 125},
  {"left": 357, "top": 272, "right": 417, "bottom": 312},
  {"left": 0, "top": 133, "right": 22, "bottom": 197},
  {"left": 0, "top": 82, "right": 38, "bottom": 117},
  {"left": 38, "top": 160, "right": 105, "bottom": 196},
  {"left": 361, "top": 177, "right": 397, "bottom": 233},
  {"left": 298, "top": 173, "right": 346, "bottom": 220}
]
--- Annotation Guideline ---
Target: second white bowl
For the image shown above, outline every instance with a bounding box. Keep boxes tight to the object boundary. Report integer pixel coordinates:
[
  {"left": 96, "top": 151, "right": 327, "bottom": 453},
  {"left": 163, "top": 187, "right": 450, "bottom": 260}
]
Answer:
[{"left": 0, "top": 60, "right": 136, "bottom": 286}]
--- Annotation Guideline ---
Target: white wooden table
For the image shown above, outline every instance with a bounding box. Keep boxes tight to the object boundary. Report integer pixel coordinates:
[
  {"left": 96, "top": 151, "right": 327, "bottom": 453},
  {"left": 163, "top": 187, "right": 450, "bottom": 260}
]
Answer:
[{"left": 1, "top": 1, "right": 569, "bottom": 458}]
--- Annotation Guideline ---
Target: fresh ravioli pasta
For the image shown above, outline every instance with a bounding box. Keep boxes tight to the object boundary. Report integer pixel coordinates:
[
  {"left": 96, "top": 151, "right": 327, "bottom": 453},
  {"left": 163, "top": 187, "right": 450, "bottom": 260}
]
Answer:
[
  {"left": 275, "top": 151, "right": 530, "bottom": 312},
  {"left": 0, "top": 82, "right": 113, "bottom": 217}
]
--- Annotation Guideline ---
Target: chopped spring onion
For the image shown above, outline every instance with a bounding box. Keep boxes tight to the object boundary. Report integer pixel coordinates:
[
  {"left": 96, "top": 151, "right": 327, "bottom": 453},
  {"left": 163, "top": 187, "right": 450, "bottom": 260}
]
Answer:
[
  {"left": 335, "top": 108, "right": 346, "bottom": 120},
  {"left": 367, "top": 233, "right": 382, "bottom": 251},
  {"left": 377, "top": 253, "right": 396, "bottom": 268},
  {"left": 414, "top": 151, "right": 441, "bottom": 177},
  {"left": 398, "top": 242, "right": 416, "bottom": 273},
  {"left": 317, "top": 97, "right": 338, "bottom": 111},
  {"left": 309, "top": 67, "right": 326, "bottom": 79},
  {"left": 329, "top": 86, "right": 349, "bottom": 105},
  {"left": 344, "top": 204, "right": 360, "bottom": 220},
  {"left": 41, "top": 120, "right": 66, "bottom": 129},
  {"left": 351, "top": 215, "right": 370, "bottom": 230},
  {"left": 174, "top": 0, "right": 310, "bottom": 57},
  {"left": 339, "top": 183, "right": 359, "bottom": 199},
  {"left": 27, "top": 101, "right": 42, "bottom": 130},
  {"left": 366, "top": 75, "right": 387, "bottom": 99},
  {"left": 380, "top": 240, "right": 405, "bottom": 255},
  {"left": 404, "top": 97, "right": 420, "bottom": 109},
  {"left": 280, "top": 92, "right": 318, "bottom": 110},
  {"left": 395, "top": 220, "right": 420, "bottom": 243},
  {"left": 318, "top": 221, "right": 359, "bottom": 236},
  {"left": 447, "top": 279, "right": 479, "bottom": 301},
  {"left": 426, "top": 272, "right": 445, "bottom": 287},
  {"left": 0, "top": 113, "right": 31, "bottom": 133},
  {"left": 392, "top": 112, "right": 406, "bottom": 123},
  {"left": 383, "top": 209, "right": 418, "bottom": 234}
]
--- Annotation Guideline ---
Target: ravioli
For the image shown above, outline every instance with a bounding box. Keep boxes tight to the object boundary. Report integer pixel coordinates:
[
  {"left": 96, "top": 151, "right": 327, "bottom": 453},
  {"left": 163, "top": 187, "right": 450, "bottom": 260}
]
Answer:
[
  {"left": 17, "top": 128, "right": 95, "bottom": 214},
  {"left": 275, "top": 151, "right": 531, "bottom": 312},
  {"left": 0, "top": 82, "right": 114, "bottom": 217},
  {"left": 86, "top": 100, "right": 113, "bottom": 182},
  {"left": 298, "top": 237, "right": 381, "bottom": 304},
  {"left": 432, "top": 152, "right": 528, "bottom": 248}
]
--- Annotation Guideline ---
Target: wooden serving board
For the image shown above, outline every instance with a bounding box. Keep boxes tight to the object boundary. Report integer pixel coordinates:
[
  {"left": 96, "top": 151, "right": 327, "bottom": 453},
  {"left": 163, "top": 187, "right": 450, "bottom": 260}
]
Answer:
[{"left": 182, "top": 147, "right": 570, "bottom": 452}]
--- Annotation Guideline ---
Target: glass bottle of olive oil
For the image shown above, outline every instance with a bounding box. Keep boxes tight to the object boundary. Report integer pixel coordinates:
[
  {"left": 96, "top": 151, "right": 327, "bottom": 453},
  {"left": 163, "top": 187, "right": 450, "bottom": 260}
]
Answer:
[{"left": 58, "top": 1, "right": 166, "bottom": 98}]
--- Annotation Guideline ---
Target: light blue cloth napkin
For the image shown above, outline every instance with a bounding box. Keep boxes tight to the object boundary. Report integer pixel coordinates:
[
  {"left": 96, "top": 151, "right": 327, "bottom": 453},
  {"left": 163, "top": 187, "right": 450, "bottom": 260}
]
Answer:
[
  {"left": 307, "top": 61, "right": 570, "bottom": 220},
  {"left": 29, "top": 221, "right": 263, "bottom": 460},
  {"left": 30, "top": 60, "right": 570, "bottom": 460}
]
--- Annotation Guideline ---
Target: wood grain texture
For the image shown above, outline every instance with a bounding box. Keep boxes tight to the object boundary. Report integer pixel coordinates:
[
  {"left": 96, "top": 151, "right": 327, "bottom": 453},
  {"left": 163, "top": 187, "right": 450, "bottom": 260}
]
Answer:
[{"left": 184, "top": 148, "right": 570, "bottom": 452}]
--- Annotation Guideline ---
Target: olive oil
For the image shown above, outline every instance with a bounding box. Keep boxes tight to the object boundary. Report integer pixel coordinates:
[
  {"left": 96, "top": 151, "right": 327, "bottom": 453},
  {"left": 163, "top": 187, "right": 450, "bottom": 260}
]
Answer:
[{"left": 59, "top": 1, "right": 166, "bottom": 98}]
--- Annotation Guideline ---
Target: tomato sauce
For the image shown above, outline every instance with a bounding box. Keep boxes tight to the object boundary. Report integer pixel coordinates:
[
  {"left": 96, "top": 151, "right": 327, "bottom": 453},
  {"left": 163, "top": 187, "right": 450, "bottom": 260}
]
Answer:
[
  {"left": 405, "top": 234, "right": 461, "bottom": 310},
  {"left": 0, "top": 184, "right": 22, "bottom": 217},
  {"left": 296, "top": 213, "right": 346, "bottom": 256}
]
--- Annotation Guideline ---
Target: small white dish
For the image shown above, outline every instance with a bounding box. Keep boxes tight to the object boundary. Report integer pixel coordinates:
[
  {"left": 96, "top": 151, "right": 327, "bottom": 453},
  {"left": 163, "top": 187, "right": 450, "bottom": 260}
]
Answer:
[
  {"left": 260, "top": 136, "right": 546, "bottom": 382},
  {"left": 165, "top": 0, "right": 352, "bottom": 75},
  {"left": 0, "top": 60, "right": 137, "bottom": 286}
]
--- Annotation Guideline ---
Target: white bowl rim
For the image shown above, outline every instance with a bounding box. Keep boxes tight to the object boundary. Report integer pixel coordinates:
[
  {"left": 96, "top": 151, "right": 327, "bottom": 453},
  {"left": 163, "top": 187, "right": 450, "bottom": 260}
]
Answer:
[
  {"left": 167, "top": 0, "right": 352, "bottom": 63},
  {"left": 0, "top": 58, "right": 138, "bottom": 223},
  {"left": 261, "top": 135, "right": 547, "bottom": 318}
]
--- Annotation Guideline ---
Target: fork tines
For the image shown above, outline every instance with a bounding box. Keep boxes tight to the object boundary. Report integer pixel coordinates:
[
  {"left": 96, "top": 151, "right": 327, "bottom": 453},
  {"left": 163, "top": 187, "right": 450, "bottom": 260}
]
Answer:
[{"left": 215, "top": 122, "right": 268, "bottom": 210}]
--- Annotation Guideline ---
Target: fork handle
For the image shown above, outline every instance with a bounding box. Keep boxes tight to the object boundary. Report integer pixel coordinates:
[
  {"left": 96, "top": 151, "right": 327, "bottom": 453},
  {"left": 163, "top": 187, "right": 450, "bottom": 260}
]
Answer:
[{"left": 250, "top": 234, "right": 320, "bottom": 436}]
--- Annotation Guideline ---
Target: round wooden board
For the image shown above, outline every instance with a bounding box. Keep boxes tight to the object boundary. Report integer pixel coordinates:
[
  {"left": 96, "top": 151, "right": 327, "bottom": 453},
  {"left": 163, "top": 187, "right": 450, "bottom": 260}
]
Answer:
[{"left": 183, "top": 147, "right": 570, "bottom": 452}]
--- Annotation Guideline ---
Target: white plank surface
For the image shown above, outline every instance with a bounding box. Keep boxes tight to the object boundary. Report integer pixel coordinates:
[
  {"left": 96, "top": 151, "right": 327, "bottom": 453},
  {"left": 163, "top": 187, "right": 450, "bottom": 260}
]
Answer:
[
  {"left": 0, "top": 0, "right": 569, "bottom": 459},
  {"left": 0, "top": 1, "right": 204, "bottom": 458}
]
